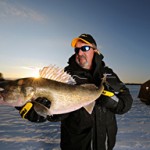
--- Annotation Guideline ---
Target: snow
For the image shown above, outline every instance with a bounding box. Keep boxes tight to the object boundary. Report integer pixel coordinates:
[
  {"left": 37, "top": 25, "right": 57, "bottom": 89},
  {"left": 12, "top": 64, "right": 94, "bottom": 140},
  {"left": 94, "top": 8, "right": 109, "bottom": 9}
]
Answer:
[
  {"left": 115, "top": 85, "right": 150, "bottom": 150},
  {"left": 0, "top": 85, "right": 150, "bottom": 150}
]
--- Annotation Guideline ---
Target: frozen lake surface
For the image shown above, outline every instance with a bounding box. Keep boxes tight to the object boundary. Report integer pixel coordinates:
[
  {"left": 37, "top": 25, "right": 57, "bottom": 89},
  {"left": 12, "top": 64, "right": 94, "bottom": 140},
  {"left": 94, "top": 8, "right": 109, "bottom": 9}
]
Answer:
[{"left": 0, "top": 85, "right": 150, "bottom": 150}]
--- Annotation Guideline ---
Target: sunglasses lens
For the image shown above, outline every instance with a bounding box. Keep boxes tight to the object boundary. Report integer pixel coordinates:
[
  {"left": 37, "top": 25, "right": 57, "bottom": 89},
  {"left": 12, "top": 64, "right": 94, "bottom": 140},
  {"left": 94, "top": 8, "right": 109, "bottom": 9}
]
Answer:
[
  {"left": 74, "top": 48, "right": 80, "bottom": 54},
  {"left": 74, "top": 46, "right": 91, "bottom": 54},
  {"left": 81, "top": 46, "right": 90, "bottom": 51}
]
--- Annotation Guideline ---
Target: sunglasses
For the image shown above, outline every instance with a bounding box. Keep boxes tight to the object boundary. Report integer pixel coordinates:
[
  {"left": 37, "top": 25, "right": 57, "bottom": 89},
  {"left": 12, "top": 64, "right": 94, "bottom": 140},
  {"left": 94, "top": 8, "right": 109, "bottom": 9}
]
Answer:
[{"left": 74, "top": 46, "right": 93, "bottom": 54}]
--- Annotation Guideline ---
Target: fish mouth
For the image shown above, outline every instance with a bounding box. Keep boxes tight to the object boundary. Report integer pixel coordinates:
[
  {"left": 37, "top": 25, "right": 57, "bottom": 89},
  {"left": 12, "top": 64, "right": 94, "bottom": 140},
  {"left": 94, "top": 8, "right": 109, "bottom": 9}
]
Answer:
[
  {"left": 0, "top": 94, "right": 4, "bottom": 101},
  {"left": 0, "top": 88, "right": 5, "bottom": 101}
]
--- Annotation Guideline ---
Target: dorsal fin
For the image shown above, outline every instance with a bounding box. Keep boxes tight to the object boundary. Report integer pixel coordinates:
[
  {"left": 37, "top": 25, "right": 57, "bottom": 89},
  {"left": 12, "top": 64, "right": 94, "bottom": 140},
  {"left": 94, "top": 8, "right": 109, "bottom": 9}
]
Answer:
[{"left": 39, "top": 65, "right": 76, "bottom": 85}]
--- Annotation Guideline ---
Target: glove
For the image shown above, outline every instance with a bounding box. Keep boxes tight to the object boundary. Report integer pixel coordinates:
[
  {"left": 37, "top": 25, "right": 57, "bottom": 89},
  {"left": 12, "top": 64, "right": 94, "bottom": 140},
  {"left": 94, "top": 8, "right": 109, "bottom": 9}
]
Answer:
[
  {"left": 15, "top": 97, "right": 51, "bottom": 123},
  {"left": 101, "top": 90, "right": 119, "bottom": 109}
]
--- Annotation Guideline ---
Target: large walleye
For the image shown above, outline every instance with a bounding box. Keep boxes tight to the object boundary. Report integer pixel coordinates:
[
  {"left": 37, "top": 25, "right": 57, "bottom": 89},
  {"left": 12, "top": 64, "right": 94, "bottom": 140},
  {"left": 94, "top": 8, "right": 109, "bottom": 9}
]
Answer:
[{"left": 0, "top": 65, "right": 105, "bottom": 117}]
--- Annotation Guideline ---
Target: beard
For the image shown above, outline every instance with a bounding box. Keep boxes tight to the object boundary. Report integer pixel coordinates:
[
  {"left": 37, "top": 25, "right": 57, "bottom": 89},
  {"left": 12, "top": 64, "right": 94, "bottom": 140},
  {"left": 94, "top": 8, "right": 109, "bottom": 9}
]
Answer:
[{"left": 76, "top": 55, "right": 89, "bottom": 69}]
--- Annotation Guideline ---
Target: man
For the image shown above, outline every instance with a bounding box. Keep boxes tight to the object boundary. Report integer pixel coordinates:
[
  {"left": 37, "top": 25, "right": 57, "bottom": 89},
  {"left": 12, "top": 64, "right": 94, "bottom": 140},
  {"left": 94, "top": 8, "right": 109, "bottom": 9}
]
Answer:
[{"left": 17, "top": 34, "right": 133, "bottom": 150}]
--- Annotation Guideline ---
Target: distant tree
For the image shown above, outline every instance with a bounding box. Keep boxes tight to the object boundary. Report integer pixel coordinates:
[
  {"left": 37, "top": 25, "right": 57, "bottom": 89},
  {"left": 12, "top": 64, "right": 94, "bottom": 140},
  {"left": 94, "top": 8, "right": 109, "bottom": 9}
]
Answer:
[{"left": 0, "top": 72, "right": 5, "bottom": 81}]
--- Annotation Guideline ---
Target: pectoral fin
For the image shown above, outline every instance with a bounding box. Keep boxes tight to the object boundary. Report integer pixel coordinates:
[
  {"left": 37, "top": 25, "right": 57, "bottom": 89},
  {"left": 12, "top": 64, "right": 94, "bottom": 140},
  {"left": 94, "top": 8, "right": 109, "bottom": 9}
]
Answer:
[
  {"left": 84, "top": 102, "right": 95, "bottom": 114},
  {"left": 32, "top": 101, "right": 50, "bottom": 118}
]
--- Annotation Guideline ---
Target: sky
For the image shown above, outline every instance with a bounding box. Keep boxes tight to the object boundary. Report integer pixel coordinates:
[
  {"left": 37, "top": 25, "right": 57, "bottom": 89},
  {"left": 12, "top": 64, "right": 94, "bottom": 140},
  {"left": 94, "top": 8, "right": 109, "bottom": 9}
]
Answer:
[{"left": 0, "top": 0, "right": 149, "bottom": 83}]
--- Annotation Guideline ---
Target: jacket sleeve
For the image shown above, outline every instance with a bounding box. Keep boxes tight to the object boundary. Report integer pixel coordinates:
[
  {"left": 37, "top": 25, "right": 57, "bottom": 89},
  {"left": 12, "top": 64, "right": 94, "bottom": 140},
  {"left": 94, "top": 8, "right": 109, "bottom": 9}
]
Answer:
[
  {"left": 47, "top": 113, "right": 70, "bottom": 122},
  {"left": 101, "top": 67, "right": 133, "bottom": 114},
  {"left": 114, "top": 85, "right": 133, "bottom": 114}
]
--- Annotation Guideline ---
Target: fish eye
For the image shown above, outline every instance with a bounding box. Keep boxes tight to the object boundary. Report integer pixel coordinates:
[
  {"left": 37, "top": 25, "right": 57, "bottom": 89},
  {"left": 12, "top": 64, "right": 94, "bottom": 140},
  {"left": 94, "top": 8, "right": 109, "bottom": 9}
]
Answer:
[{"left": 0, "top": 88, "right": 4, "bottom": 91}]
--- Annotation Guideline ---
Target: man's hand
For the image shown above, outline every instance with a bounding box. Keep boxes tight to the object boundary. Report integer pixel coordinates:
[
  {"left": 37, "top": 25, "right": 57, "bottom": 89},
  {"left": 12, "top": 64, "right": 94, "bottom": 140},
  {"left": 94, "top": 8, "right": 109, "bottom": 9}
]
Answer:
[
  {"left": 15, "top": 97, "right": 51, "bottom": 123},
  {"left": 101, "top": 89, "right": 119, "bottom": 109}
]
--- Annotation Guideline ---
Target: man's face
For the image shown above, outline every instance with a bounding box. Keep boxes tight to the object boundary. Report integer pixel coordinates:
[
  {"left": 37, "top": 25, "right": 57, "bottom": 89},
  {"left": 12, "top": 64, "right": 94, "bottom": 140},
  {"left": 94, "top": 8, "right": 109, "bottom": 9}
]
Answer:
[{"left": 75, "top": 40, "right": 95, "bottom": 70}]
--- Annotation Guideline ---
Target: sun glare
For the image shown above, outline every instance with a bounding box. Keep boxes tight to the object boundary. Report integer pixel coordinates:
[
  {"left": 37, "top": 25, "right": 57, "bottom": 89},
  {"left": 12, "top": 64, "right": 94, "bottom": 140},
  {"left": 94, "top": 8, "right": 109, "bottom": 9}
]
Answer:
[
  {"left": 5, "top": 66, "right": 42, "bottom": 79},
  {"left": 31, "top": 70, "right": 40, "bottom": 78},
  {"left": 24, "top": 67, "right": 41, "bottom": 78}
]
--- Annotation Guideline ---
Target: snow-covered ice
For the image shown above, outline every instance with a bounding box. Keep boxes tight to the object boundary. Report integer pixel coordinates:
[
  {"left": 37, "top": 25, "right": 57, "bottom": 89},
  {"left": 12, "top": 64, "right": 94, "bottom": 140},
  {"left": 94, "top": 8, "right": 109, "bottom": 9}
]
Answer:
[
  {"left": 0, "top": 85, "right": 150, "bottom": 150},
  {"left": 115, "top": 85, "right": 150, "bottom": 150}
]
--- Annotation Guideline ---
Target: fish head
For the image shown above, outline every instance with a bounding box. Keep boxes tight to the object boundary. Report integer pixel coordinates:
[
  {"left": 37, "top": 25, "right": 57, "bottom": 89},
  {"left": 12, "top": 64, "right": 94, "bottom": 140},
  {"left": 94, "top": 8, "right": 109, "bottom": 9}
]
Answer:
[{"left": 0, "top": 80, "right": 35, "bottom": 106}]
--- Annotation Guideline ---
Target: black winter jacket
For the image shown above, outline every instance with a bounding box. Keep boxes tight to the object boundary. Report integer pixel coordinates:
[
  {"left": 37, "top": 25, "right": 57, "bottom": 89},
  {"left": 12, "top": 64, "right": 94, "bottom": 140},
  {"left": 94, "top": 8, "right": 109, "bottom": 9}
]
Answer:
[{"left": 49, "top": 53, "right": 133, "bottom": 150}]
